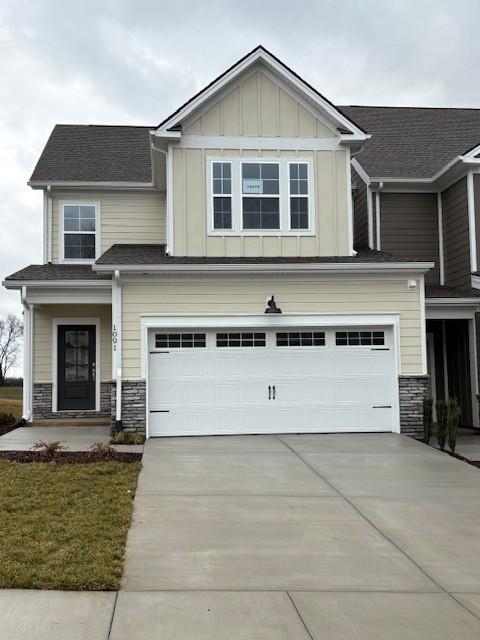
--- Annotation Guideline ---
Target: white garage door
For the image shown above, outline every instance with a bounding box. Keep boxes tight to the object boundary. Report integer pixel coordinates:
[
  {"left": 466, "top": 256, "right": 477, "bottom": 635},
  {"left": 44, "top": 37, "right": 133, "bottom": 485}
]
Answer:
[{"left": 148, "top": 326, "right": 397, "bottom": 437}]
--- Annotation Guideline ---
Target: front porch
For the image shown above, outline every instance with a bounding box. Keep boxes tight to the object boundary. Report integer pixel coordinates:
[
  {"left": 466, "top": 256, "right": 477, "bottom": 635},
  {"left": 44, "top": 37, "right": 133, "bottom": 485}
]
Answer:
[
  {"left": 426, "top": 295, "right": 480, "bottom": 428},
  {"left": 0, "top": 425, "right": 144, "bottom": 452}
]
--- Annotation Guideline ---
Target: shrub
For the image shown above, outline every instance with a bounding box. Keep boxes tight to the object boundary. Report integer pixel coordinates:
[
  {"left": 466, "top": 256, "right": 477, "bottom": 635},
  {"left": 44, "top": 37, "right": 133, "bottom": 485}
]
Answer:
[
  {"left": 447, "top": 397, "right": 461, "bottom": 454},
  {"left": 110, "top": 431, "right": 145, "bottom": 445},
  {"left": 423, "top": 396, "right": 433, "bottom": 444},
  {"left": 436, "top": 399, "right": 448, "bottom": 451},
  {"left": 88, "top": 442, "right": 119, "bottom": 460},
  {"left": 31, "top": 441, "right": 66, "bottom": 459},
  {"left": 0, "top": 412, "right": 16, "bottom": 428}
]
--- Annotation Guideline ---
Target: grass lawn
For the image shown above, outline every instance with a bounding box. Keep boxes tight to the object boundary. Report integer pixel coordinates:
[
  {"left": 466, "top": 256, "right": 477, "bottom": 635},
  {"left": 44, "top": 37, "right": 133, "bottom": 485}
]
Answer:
[
  {"left": 0, "top": 386, "right": 22, "bottom": 419},
  {"left": 0, "top": 460, "right": 141, "bottom": 590}
]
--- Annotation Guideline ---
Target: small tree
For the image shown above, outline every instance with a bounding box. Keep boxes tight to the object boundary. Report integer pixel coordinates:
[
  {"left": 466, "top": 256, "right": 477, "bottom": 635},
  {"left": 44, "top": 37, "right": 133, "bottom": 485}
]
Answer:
[
  {"left": 447, "top": 398, "right": 461, "bottom": 454},
  {"left": 0, "top": 315, "right": 23, "bottom": 386},
  {"left": 423, "top": 396, "right": 433, "bottom": 444},
  {"left": 436, "top": 399, "right": 448, "bottom": 451}
]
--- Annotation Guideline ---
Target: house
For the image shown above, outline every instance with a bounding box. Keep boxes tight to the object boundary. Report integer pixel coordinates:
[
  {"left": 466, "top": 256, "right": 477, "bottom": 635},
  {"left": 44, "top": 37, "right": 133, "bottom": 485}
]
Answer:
[{"left": 4, "top": 46, "right": 479, "bottom": 438}]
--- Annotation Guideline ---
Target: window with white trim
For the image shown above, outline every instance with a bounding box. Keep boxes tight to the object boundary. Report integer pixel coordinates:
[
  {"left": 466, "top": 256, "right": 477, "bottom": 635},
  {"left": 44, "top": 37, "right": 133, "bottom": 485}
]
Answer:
[
  {"left": 242, "top": 163, "right": 280, "bottom": 230},
  {"left": 289, "top": 163, "right": 309, "bottom": 229},
  {"left": 62, "top": 203, "right": 99, "bottom": 261},
  {"left": 212, "top": 162, "right": 232, "bottom": 230},
  {"left": 208, "top": 158, "right": 314, "bottom": 235}
]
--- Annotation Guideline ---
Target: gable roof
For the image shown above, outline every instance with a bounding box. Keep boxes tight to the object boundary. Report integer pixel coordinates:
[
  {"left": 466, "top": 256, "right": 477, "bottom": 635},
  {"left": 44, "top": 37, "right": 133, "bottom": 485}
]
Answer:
[
  {"left": 29, "top": 124, "right": 153, "bottom": 185},
  {"left": 155, "top": 45, "right": 368, "bottom": 140},
  {"left": 341, "top": 105, "right": 480, "bottom": 180}
]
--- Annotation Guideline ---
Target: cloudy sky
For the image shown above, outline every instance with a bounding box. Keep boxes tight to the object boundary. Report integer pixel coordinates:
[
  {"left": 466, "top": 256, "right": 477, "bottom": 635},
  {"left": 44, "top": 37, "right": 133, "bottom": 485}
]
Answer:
[{"left": 1, "top": 0, "right": 479, "bottom": 325}]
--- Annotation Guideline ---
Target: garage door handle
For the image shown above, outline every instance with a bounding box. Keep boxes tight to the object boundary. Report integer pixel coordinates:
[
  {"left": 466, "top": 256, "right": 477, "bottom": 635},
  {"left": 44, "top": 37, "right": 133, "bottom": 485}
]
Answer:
[
  {"left": 268, "top": 385, "right": 271, "bottom": 400},
  {"left": 272, "top": 385, "right": 276, "bottom": 400},
  {"left": 372, "top": 405, "right": 392, "bottom": 409}
]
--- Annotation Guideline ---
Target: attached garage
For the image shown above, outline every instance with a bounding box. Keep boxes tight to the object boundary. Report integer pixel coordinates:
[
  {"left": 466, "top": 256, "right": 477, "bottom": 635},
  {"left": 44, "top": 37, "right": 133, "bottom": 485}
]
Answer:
[{"left": 147, "top": 321, "right": 399, "bottom": 437}]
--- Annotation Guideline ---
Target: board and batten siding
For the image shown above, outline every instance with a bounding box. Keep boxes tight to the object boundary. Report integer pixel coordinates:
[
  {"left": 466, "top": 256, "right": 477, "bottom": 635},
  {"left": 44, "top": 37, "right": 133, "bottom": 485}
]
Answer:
[
  {"left": 121, "top": 274, "right": 423, "bottom": 378},
  {"left": 183, "top": 68, "right": 336, "bottom": 138},
  {"left": 379, "top": 193, "right": 439, "bottom": 286},
  {"left": 33, "top": 304, "right": 112, "bottom": 383},
  {"left": 51, "top": 190, "right": 166, "bottom": 263},
  {"left": 352, "top": 168, "right": 369, "bottom": 249},
  {"left": 172, "top": 147, "right": 350, "bottom": 257},
  {"left": 441, "top": 177, "right": 470, "bottom": 290}
]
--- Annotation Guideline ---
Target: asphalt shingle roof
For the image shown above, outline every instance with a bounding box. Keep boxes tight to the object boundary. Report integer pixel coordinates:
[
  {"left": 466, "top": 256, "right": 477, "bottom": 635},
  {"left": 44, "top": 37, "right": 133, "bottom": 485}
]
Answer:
[
  {"left": 29, "top": 125, "right": 153, "bottom": 183},
  {"left": 94, "top": 244, "right": 427, "bottom": 266},
  {"left": 340, "top": 105, "right": 480, "bottom": 180},
  {"left": 4, "top": 264, "right": 111, "bottom": 281},
  {"left": 29, "top": 108, "right": 480, "bottom": 184}
]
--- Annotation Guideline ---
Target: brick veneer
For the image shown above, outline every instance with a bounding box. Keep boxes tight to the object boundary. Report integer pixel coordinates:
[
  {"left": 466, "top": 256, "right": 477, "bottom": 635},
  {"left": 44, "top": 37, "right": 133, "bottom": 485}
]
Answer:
[{"left": 398, "top": 375, "right": 429, "bottom": 438}]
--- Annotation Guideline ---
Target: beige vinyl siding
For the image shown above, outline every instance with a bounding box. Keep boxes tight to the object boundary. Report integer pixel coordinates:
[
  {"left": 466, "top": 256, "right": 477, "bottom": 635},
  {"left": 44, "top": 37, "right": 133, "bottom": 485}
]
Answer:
[
  {"left": 121, "top": 273, "right": 423, "bottom": 378},
  {"left": 352, "top": 168, "right": 369, "bottom": 249},
  {"left": 441, "top": 177, "right": 470, "bottom": 289},
  {"left": 33, "top": 305, "right": 112, "bottom": 383},
  {"left": 172, "top": 147, "right": 349, "bottom": 257},
  {"left": 51, "top": 190, "right": 165, "bottom": 263},
  {"left": 379, "top": 193, "right": 439, "bottom": 286},
  {"left": 183, "top": 69, "right": 336, "bottom": 138}
]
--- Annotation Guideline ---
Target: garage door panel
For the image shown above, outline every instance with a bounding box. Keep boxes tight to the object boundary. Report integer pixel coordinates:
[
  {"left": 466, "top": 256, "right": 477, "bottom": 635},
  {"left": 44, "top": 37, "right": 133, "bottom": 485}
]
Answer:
[{"left": 150, "top": 403, "right": 393, "bottom": 436}]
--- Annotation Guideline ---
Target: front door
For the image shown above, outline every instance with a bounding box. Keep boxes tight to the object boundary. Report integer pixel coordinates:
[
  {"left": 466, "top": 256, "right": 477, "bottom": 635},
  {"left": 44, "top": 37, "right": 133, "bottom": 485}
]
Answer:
[{"left": 58, "top": 325, "right": 96, "bottom": 410}]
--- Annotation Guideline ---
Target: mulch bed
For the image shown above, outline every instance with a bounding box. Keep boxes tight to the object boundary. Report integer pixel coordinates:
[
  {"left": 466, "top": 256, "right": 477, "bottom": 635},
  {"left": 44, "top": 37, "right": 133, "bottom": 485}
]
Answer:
[
  {"left": 0, "top": 450, "right": 142, "bottom": 464},
  {"left": 0, "top": 421, "right": 23, "bottom": 437}
]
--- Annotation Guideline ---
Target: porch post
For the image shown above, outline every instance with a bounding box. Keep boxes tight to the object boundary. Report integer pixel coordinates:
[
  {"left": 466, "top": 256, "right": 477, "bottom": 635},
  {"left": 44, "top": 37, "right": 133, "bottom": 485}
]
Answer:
[
  {"left": 112, "top": 271, "right": 123, "bottom": 431},
  {"left": 21, "top": 286, "right": 33, "bottom": 421}
]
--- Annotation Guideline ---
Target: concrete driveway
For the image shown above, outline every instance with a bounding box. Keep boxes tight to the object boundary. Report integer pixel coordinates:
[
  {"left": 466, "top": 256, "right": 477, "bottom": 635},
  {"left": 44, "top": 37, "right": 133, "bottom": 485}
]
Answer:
[
  {"left": 110, "top": 433, "right": 480, "bottom": 638},
  {"left": 4, "top": 432, "right": 480, "bottom": 639}
]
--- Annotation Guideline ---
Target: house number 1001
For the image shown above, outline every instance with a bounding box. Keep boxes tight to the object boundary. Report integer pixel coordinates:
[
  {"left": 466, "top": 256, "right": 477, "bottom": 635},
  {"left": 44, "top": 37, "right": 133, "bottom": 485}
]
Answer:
[{"left": 112, "top": 325, "right": 118, "bottom": 351}]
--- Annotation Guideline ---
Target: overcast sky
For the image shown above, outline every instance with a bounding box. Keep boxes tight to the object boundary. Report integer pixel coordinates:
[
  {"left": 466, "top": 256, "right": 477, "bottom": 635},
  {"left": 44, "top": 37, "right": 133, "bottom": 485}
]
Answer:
[{"left": 1, "top": 0, "right": 480, "bottom": 326}]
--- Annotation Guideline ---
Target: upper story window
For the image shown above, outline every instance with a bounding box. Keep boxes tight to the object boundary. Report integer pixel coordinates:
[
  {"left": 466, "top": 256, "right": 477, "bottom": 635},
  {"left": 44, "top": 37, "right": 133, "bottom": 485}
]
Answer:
[
  {"left": 61, "top": 203, "right": 100, "bottom": 262},
  {"left": 208, "top": 158, "right": 314, "bottom": 235}
]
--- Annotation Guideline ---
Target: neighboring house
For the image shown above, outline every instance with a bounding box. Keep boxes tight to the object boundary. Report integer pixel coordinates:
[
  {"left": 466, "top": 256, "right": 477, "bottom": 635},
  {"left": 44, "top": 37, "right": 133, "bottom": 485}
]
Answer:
[{"left": 4, "top": 45, "right": 478, "bottom": 439}]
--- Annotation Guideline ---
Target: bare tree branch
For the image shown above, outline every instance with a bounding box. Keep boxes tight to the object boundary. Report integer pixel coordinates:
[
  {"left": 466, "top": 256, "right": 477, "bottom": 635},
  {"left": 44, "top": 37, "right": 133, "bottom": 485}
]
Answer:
[{"left": 0, "top": 315, "right": 23, "bottom": 385}]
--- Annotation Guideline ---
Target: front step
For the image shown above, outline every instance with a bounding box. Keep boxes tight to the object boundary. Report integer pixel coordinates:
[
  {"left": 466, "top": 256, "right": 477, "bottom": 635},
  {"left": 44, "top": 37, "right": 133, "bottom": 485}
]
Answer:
[{"left": 31, "top": 418, "right": 111, "bottom": 427}]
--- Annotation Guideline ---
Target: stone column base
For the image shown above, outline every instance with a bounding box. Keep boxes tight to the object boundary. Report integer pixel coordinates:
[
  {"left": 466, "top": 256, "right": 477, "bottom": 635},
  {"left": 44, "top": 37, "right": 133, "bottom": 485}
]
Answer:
[
  {"left": 111, "top": 380, "right": 146, "bottom": 434},
  {"left": 398, "top": 375, "right": 429, "bottom": 438}
]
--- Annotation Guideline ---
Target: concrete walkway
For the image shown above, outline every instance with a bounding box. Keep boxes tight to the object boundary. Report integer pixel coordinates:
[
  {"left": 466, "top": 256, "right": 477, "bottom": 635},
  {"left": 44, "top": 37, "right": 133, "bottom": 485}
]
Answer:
[
  {"left": 3, "top": 433, "right": 480, "bottom": 638},
  {"left": 0, "top": 425, "right": 143, "bottom": 453}
]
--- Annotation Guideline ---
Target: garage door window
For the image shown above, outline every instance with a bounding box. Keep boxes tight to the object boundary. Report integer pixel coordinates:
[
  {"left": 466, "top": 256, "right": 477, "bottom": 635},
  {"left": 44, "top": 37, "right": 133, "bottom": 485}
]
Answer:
[
  {"left": 276, "top": 332, "right": 325, "bottom": 347},
  {"left": 155, "top": 333, "right": 206, "bottom": 348},
  {"left": 216, "top": 332, "right": 266, "bottom": 347},
  {"left": 336, "top": 331, "right": 385, "bottom": 346}
]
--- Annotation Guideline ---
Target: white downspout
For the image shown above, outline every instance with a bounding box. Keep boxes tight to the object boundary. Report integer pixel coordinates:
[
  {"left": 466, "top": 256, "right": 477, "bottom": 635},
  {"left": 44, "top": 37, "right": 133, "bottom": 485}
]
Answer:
[
  {"left": 21, "top": 286, "right": 33, "bottom": 422},
  {"left": 47, "top": 185, "right": 53, "bottom": 263},
  {"left": 113, "top": 270, "right": 123, "bottom": 431}
]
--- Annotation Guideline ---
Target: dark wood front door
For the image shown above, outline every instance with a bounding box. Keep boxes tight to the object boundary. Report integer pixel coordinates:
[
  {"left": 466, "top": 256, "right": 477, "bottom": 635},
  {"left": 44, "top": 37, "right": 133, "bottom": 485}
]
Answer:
[{"left": 58, "top": 325, "right": 96, "bottom": 411}]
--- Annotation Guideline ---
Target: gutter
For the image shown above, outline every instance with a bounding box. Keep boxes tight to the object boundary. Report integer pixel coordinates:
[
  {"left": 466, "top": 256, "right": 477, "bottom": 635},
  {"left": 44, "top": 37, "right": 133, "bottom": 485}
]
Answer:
[{"left": 93, "top": 261, "right": 435, "bottom": 275}]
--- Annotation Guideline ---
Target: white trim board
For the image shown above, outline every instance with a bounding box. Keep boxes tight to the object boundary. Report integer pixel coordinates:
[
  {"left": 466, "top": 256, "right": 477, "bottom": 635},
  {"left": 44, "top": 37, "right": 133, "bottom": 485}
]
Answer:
[
  {"left": 467, "top": 170, "right": 478, "bottom": 273},
  {"left": 51, "top": 317, "right": 101, "bottom": 413},
  {"left": 177, "top": 135, "right": 347, "bottom": 151}
]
